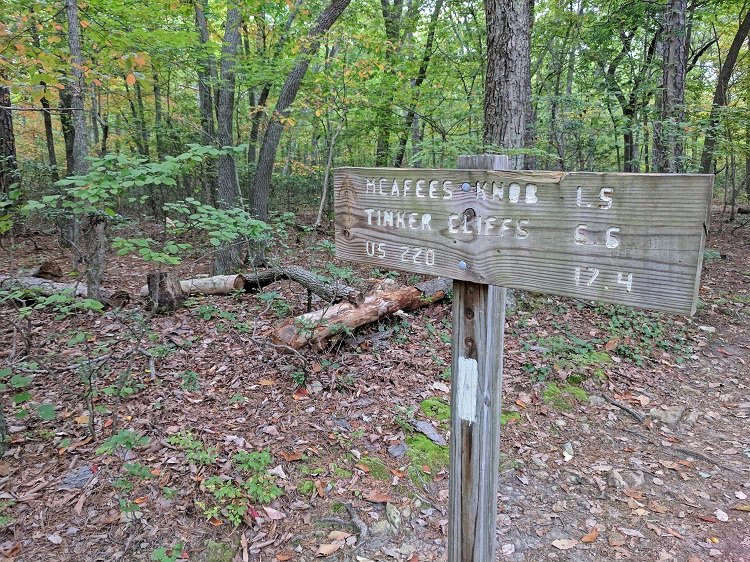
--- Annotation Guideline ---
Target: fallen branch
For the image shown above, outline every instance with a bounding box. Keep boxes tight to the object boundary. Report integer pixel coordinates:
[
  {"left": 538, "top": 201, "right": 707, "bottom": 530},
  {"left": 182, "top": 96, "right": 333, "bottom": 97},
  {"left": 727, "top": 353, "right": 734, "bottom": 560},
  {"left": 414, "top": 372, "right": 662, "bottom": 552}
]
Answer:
[
  {"left": 0, "top": 275, "right": 130, "bottom": 308},
  {"left": 602, "top": 394, "right": 645, "bottom": 423},
  {"left": 272, "top": 278, "right": 451, "bottom": 349}
]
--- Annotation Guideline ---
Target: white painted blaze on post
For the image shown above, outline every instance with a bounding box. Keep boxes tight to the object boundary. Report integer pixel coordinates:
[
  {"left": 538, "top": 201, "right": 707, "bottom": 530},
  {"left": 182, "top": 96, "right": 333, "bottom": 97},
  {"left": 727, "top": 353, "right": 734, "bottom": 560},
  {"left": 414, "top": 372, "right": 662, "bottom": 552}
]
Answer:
[{"left": 456, "top": 356, "right": 479, "bottom": 423}]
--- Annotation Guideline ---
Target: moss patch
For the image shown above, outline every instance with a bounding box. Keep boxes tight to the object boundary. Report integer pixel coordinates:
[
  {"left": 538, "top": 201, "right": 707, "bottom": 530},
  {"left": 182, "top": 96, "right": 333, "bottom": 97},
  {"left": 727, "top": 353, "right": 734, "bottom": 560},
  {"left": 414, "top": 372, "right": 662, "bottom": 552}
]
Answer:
[
  {"left": 358, "top": 456, "right": 390, "bottom": 480},
  {"left": 406, "top": 434, "right": 449, "bottom": 473},
  {"left": 297, "top": 480, "right": 315, "bottom": 495},
  {"left": 500, "top": 411, "right": 521, "bottom": 425},
  {"left": 193, "top": 541, "right": 235, "bottom": 562},
  {"left": 543, "top": 383, "right": 589, "bottom": 411},
  {"left": 332, "top": 465, "right": 353, "bottom": 479},
  {"left": 420, "top": 398, "right": 451, "bottom": 423}
]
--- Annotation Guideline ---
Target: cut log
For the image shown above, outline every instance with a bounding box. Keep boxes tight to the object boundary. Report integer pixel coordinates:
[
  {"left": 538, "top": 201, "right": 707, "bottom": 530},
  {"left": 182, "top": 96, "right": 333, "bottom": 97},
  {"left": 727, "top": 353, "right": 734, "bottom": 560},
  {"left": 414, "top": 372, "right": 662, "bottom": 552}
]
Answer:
[
  {"left": 139, "top": 274, "right": 246, "bottom": 297},
  {"left": 272, "top": 277, "right": 451, "bottom": 349},
  {"left": 0, "top": 275, "right": 130, "bottom": 308},
  {"left": 23, "top": 261, "right": 63, "bottom": 281},
  {"left": 145, "top": 271, "right": 185, "bottom": 312},
  {"left": 135, "top": 268, "right": 362, "bottom": 307}
]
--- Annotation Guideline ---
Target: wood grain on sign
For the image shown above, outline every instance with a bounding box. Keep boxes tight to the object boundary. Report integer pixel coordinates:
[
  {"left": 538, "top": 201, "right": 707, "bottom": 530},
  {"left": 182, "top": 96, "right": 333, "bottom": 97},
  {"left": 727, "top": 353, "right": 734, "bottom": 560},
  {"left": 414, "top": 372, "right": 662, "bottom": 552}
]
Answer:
[{"left": 334, "top": 168, "right": 713, "bottom": 314}]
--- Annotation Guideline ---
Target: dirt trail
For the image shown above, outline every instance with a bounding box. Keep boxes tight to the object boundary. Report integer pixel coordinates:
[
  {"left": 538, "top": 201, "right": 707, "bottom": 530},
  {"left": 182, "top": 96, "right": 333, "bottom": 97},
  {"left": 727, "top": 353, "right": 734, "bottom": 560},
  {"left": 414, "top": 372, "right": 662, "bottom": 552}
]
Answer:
[{"left": 0, "top": 214, "right": 747, "bottom": 562}]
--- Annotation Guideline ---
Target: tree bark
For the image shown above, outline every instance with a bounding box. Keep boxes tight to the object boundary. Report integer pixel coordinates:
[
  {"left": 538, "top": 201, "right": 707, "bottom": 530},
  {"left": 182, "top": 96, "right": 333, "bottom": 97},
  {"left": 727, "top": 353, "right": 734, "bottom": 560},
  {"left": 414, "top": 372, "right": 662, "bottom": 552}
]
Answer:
[
  {"left": 213, "top": 5, "right": 245, "bottom": 275},
  {"left": 40, "top": 91, "right": 58, "bottom": 176},
  {"left": 0, "top": 85, "right": 19, "bottom": 196},
  {"left": 66, "top": 0, "right": 88, "bottom": 176},
  {"left": 249, "top": 0, "right": 352, "bottom": 262},
  {"left": 315, "top": 120, "right": 344, "bottom": 227},
  {"left": 153, "top": 71, "right": 166, "bottom": 160},
  {"left": 654, "top": 0, "right": 687, "bottom": 173},
  {"left": 272, "top": 278, "right": 450, "bottom": 349},
  {"left": 700, "top": 9, "right": 750, "bottom": 174},
  {"left": 58, "top": 87, "right": 75, "bottom": 175},
  {"left": 145, "top": 271, "right": 185, "bottom": 313},
  {"left": 483, "top": 0, "right": 531, "bottom": 169}
]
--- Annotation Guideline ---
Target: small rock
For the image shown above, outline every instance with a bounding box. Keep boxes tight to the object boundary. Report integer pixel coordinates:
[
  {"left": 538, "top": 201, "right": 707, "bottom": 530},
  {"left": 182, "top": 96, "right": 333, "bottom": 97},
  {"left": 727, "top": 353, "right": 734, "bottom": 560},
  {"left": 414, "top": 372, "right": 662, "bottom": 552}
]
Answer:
[
  {"left": 547, "top": 527, "right": 569, "bottom": 541},
  {"left": 698, "top": 325, "right": 716, "bottom": 333},
  {"left": 399, "top": 544, "right": 415, "bottom": 556},
  {"left": 411, "top": 420, "right": 446, "bottom": 445},
  {"left": 387, "top": 443, "right": 406, "bottom": 459},
  {"left": 709, "top": 549, "right": 722, "bottom": 557},
  {"left": 385, "top": 503, "right": 401, "bottom": 530},
  {"left": 608, "top": 469, "right": 645, "bottom": 489},
  {"left": 501, "top": 543, "right": 516, "bottom": 555},
  {"left": 47, "top": 534, "right": 63, "bottom": 545},
  {"left": 267, "top": 465, "right": 287, "bottom": 479},
  {"left": 562, "top": 442, "right": 574, "bottom": 462},
  {"left": 60, "top": 465, "right": 94, "bottom": 489},
  {"left": 648, "top": 405, "right": 685, "bottom": 425},
  {"left": 262, "top": 425, "right": 279, "bottom": 436},
  {"left": 370, "top": 520, "right": 392, "bottom": 536}
]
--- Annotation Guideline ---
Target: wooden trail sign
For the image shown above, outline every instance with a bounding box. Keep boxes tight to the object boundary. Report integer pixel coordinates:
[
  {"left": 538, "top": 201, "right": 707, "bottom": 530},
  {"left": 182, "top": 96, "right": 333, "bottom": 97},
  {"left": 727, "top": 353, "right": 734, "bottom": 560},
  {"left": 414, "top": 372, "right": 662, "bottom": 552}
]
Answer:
[
  {"left": 334, "top": 166, "right": 713, "bottom": 315},
  {"left": 333, "top": 156, "right": 712, "bottom": 562}
]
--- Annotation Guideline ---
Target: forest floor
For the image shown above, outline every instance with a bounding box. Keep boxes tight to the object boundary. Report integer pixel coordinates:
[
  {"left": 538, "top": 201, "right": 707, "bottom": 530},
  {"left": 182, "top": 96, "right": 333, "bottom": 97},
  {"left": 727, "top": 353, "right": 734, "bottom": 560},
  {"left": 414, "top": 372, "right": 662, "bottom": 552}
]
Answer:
[{"left": 0, "top": 209, "right": 748, "bottom": 562}]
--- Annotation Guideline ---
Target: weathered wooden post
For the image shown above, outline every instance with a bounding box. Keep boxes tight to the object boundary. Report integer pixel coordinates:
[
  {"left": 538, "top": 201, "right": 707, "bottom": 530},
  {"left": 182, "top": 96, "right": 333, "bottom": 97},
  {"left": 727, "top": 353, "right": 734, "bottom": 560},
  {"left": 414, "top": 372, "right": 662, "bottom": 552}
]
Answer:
[
  {"left": 333, "top": 160, "right": 712, "bottom": 560},
  {"left": 448, "top": 154, "right": 508, "bottom": 562}
]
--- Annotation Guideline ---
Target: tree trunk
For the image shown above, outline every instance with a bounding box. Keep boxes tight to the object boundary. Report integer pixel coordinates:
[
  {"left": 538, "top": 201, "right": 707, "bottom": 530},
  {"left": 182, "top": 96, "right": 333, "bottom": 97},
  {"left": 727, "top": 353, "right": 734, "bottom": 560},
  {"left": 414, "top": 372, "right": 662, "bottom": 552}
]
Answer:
[
  {"left": 90, "top": 84, "right": 99, "bottom": 147},
  {"left": 245, "top": 3, "right": 300, "bottom": 165},
  {"left": 0, "top": 85, "right": 19, "bottom": 196},
  {"left": 195, "top": 0, "right": 217, "bottom": 147},
  {"left": 213, "top": 5, "right": 245, "bottom": 275},
  {"left": 66, "top": 0, "right": 88, "bottom": 176},
  {"left": 40, "top": 91, "right": 58, "bottom": 176},
  {"left": 700, "top": 9, "right": 750, "bottom": 175},
  {"left": 58, "top": 87, "right": 75, "bottom": 175},
  {"left": 315, "top": 121, "right": 344, "bottom": 227},
  {"left": 484, "top": 0, "right": 531, "bottom": 169},
  {"left": 654, "top": 0, "right": 687, "bottom": 173},
  {"left": 134, "top": 80, "right": 149, "bottom": 157},
  {"left": 272, "top": 278, "right": 450, "bottom": 349},
  {"left": 249, "top": 0, "right": 352, "bottom": 262},
  {"left": 153, "top": 71, "right": 166, "bottom": 160},
  {"left": 145, "top": 271, "right": 185, "bottom": 313}
]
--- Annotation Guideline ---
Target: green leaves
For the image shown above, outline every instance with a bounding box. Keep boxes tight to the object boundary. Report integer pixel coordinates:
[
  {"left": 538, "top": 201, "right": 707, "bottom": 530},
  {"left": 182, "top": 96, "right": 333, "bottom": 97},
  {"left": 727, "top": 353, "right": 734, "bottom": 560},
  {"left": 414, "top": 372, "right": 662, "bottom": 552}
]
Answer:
[
  {"left": 112, "top": 237, "right": 191, "bottom": 265},
  {"left": 96, "top": 430, "right": 150, "bottom": 455}
]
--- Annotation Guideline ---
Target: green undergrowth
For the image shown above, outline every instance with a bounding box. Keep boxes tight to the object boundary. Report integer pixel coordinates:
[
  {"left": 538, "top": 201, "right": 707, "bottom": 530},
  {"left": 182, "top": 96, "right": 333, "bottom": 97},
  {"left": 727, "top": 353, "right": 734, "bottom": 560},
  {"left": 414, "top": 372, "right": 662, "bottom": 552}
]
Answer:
[
  {"left": 406, "top": 434, "right": 449, "bottom": 475},
  {"left": 420, "top": 398, "right": 450, "bottom": 424},
  {"left": 501, "top": 411, "right": 521, "bottom": 425},
  {"left": 165, "top": 432, "right": 283, "bottom": 525},
  {"left": 358, "top": 456, "right": 390, "bottom": 480},
  {"left": 543, "top": 383, "right": 589, "bottom": 411}
]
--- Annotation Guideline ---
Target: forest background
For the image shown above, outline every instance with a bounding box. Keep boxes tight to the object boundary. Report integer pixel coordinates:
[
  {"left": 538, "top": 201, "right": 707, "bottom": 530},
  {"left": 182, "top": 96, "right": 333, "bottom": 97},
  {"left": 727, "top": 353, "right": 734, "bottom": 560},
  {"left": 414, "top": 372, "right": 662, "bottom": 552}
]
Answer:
[{"left": 1, "top": 0, "right": 748, "bottom": 257}]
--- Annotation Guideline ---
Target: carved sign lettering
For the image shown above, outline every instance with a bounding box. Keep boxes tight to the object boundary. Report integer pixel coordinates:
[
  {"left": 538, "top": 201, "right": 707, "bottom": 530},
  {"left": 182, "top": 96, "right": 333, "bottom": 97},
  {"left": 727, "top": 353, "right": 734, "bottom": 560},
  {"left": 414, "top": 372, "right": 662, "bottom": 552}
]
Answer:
[{"left": 334, "top": 168, "right": 713, "bottom": 315}]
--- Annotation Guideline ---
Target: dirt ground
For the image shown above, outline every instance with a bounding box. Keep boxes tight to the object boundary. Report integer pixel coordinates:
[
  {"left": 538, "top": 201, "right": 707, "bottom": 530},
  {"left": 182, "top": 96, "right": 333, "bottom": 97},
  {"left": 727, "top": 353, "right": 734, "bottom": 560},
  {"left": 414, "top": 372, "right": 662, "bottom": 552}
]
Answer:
[{"left": 0, "top": 209, "right": 748, "bottom": 562}]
